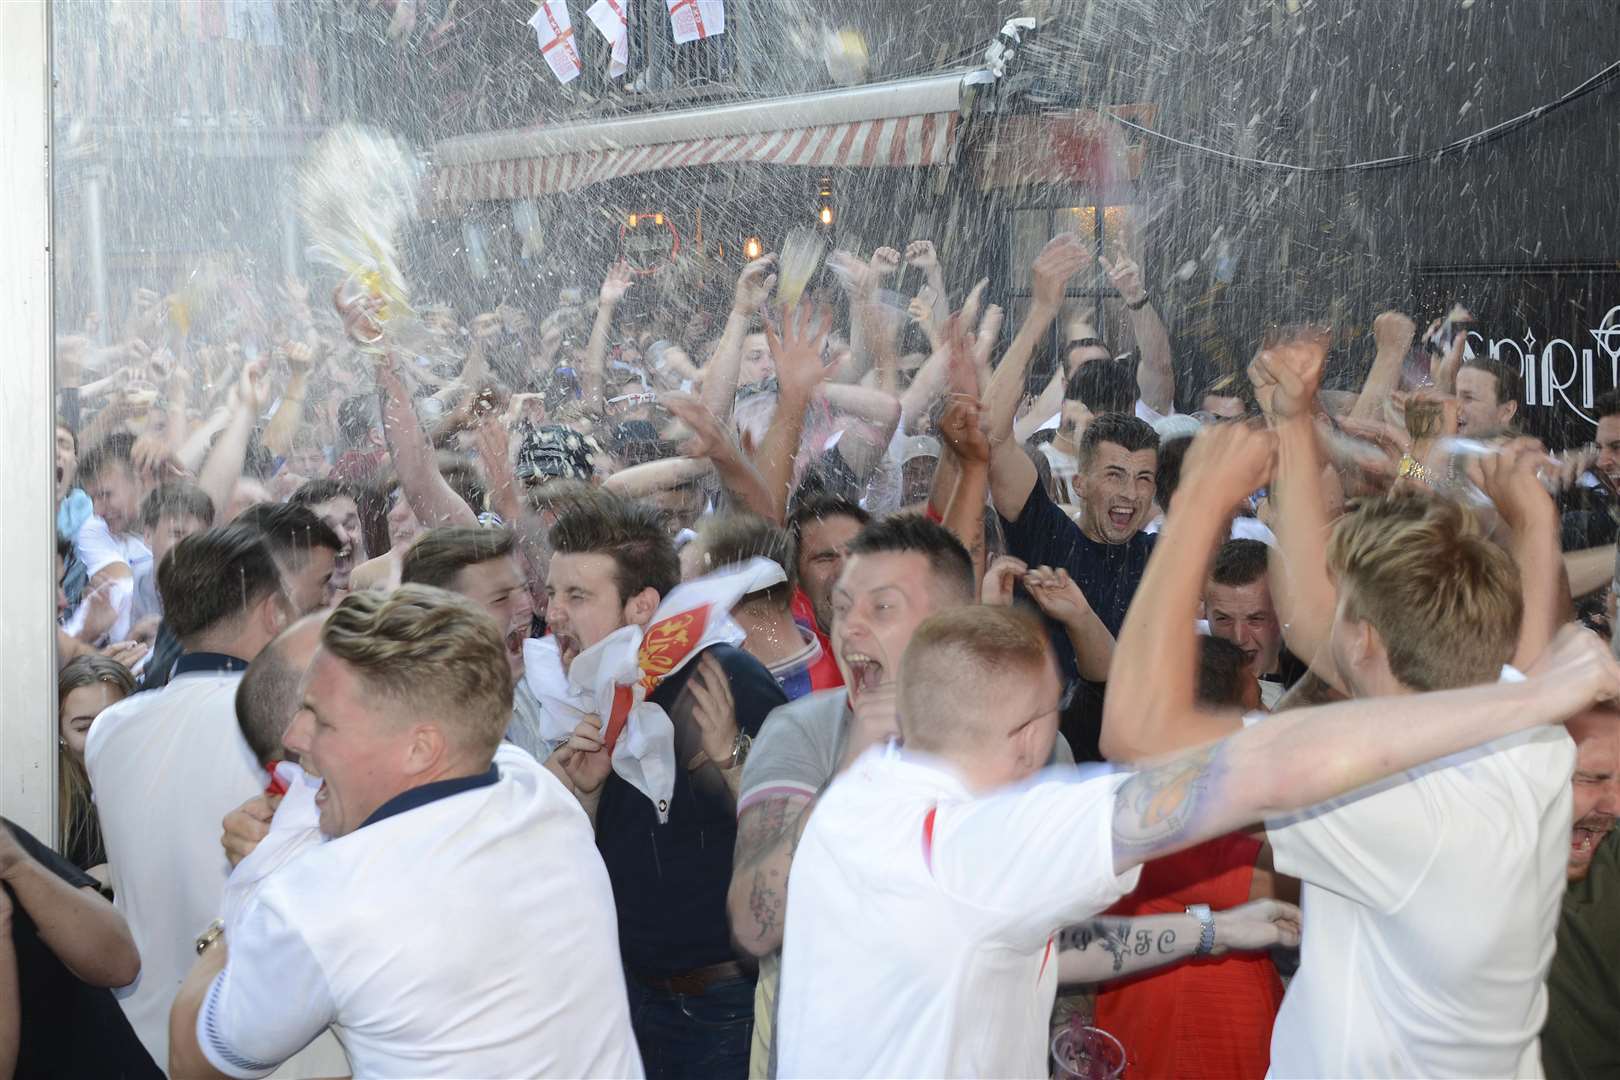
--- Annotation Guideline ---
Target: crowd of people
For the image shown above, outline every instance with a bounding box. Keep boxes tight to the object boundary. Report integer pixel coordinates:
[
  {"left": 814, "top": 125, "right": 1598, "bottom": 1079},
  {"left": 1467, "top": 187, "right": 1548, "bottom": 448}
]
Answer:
[{"left": 6, "top": 225, "right": 1619, "bottom": 1080}]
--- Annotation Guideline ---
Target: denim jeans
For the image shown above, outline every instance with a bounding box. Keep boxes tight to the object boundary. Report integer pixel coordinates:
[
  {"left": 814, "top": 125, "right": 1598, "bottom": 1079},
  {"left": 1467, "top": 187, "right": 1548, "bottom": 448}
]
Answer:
[{"left": 625, "top": 973, "right": 755, "bottom": 1080}]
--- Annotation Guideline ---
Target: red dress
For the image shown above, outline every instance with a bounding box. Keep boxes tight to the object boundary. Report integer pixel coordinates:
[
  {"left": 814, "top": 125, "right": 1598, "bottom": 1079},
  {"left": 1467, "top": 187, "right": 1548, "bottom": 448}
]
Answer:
[{"left": 1092, "top": 833, "right": 1283, "bottom": 1079}]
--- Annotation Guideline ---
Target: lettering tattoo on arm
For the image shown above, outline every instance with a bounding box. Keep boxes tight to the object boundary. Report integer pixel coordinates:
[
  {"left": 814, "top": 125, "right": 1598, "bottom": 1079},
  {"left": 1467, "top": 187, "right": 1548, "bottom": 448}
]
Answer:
[
  {"left": 1056, "top": 918, "right": 1179, "bottom": 974},
  {"left": 1110, "top": 743, "right": 1224, "bottom": 868}
]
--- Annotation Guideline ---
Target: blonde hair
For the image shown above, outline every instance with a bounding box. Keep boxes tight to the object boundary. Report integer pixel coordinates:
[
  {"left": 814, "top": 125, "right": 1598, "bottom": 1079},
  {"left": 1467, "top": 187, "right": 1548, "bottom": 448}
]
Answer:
[
  {"left": 899, "top": 606, "right": 1051, "bottom": 752},
  {"left": 321, "top": 585, "right": 512, "bottom": 757},
  {"left": 1328, "top": 493, "right": 1521, "bottom": 691}
]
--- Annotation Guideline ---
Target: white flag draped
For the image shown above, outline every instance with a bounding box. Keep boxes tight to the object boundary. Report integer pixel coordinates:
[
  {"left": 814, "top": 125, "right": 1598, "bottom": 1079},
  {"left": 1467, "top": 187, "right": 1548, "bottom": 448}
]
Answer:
[
  {"left": 524, "top": 558, "right": 785, "bottom": 822},
  {"left": 586, "top": 0, "right": 629, "bottom": 78},
  {"left": 665, "top": 0, "right": 724, "bottom": 44},
  {"left": 529, "top": 1, "right": 582, "bottom": 84}
]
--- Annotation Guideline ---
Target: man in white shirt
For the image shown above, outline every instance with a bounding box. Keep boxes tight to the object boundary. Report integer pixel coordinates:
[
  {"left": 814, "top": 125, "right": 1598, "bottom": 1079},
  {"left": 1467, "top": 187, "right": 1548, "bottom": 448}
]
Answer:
[
  {"left": 1102, "top": 341, "right": 1583, "bottom": 1079},
  {"left": 72, "top": 432, "right": 157, "bottom": 644},
  {"left": 87, "top": 525, "right": 293, "bottom": 1068},
  {"left": 776, "top": 588, "right": 1620, "bottom": 1079},
  {"left": 169, "top": 586, "right": 642, "bottom": 1079}
]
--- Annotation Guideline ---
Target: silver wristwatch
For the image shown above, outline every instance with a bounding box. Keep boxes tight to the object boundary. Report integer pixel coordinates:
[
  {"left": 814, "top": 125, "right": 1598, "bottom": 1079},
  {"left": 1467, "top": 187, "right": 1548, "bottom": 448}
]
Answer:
[
  {"left": 1186, "top": 904, "right": 1216, "bottom": 956},
  {"left": 729, "top": 731, "right": 753, "bottom": 770}
]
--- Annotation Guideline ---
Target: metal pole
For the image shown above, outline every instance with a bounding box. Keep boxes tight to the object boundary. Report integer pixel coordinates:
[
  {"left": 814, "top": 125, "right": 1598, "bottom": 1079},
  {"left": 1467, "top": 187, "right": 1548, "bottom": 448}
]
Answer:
[
  {"left": 281, "top": 176, "right": 301, "bottom": 282},
  {"left": 0, "top": 0, "right": 60, "bottom": 842},
  {"left": 84, "top": 165, "right": 110, "bottom": 346}
]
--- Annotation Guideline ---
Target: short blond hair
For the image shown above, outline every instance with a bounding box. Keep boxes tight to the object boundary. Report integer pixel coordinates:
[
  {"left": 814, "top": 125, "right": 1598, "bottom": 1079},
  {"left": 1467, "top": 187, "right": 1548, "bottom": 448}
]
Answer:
[
  {"left": 321, "top": 585, "right": 512, "bottom": 757},
  {"left": 1328, "top": 493, "right": 1521, "bottom": 691},
  {"left": 899, "top": 606, "right": 1051, "bottom": 752}
]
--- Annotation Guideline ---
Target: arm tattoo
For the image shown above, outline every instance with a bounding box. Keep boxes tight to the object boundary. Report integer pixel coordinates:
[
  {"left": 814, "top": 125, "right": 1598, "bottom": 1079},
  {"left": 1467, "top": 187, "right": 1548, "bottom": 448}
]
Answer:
[
  {"left": 1110, "top": 743, "right": 1224, "bottom": 864},
  {"left": 1056, "top": 919, "right": 1134, "bottom": 974},
  {"left": 1057, "top": 918, "right": 1181, "bottom": 974},
  {"left": 734, "top": 796, "right": 795, "bottom": 868}
]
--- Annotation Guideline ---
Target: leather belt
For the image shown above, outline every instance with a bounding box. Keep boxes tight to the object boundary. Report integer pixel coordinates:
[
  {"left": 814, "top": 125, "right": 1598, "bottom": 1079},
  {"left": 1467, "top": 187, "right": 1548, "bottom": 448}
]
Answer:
[{"left": 631, "top": 959, "right": 749, "bottom": 996}]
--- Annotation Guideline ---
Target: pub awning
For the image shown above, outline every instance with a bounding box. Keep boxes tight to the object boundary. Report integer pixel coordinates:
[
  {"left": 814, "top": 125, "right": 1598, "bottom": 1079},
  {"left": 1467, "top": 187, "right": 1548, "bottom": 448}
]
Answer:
[{"left": 431, "top": 70, "right": 971, "bottom": 206}]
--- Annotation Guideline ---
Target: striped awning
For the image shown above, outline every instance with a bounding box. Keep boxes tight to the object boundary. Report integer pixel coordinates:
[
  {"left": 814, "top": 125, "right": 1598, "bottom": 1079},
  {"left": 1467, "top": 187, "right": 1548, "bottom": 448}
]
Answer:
[{"left": 432, "top": 71, "right": 968, "bottom": 205}]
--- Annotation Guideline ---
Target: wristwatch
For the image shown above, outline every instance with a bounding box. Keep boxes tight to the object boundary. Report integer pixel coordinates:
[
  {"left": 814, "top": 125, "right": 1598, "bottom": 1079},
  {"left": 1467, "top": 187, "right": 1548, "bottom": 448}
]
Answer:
[
  {"left": 1126, "top": 293, "right": 1152, "bottom": 311},
  {"left": 1186, "top": 904, "right": 1216, "bottom": 956},
  {"left": 195, "top": 918, "right": 225, "bottom": 956},
  {"left": 729, "top": 731, "right": 753, "bottom": 771}
]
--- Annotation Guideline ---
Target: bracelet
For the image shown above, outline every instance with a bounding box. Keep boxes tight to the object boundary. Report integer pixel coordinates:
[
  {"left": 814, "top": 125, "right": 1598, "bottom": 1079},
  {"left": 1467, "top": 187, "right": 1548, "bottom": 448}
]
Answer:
[{"left": 1126, "top": 294, "right": 1152, "bottom": 311}]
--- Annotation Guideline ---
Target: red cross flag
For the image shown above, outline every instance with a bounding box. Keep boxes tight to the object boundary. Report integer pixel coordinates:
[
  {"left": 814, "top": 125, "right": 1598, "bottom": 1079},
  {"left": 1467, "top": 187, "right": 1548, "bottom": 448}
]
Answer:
[
  {"left": 666, "top": 0, "right": 724, "bottom": 44},
  {"left": 586, "top": 0, "right": 629, "bottom": 78},
  {"left": 529, "top": 0, "right": 582, "bottom": 84}
]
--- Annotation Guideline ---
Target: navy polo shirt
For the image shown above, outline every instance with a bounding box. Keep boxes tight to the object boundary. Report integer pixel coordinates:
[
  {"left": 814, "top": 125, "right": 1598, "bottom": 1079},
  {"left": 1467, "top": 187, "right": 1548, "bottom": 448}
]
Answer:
[
  {"left": 595, "top": 642, "right": 788, "bottom": 978},
  {"left": 999, "top": 479, "right": 1156, "bottom": 762}
]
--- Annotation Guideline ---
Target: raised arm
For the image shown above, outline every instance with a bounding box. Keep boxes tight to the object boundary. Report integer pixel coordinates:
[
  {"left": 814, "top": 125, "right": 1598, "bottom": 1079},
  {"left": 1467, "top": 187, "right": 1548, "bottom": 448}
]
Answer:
[
  {"left": 938, "top": 396, "right": 991, "bottom": 581},
  {"left": 754, "top": 305, "right": 833, "bottom": 518},
  {"left": 1565, "top": 545, "right": 1615, "bottom": 600},
  {"left": 1110, "top": 621, "right": 1620, "bottom": 876},
  {"left": 377, "top": 355, "right": 479, "bottom": 528},
  {"left": 1251, "top": 332, "right": 1345, "bottom": 690},
  {"left": 702, "top": 255, "right": 777, "bottom": 424},
  {"left": 259, "top": 341, "right": 318, "bottom": 458},
  {"left": 662, "top": 391, "right": 780, "bottom": 523},
  {"left": 1349, "top": 312, "right": 1416, "bottom": 422},
  {"left": 581, "top": 263, "right": 634, "bottom": 407},
  {"left": 1101, "top": 423, "right": 1274, "bottom": 760},
  {"left": 1102, "top": 249, "right": 1175, "bottom": 416},
  {"left": 1474, "top": 439, "right": 1570, "bottom": 669},
  {"left": 197, "top": 360, "right": 270, "bottom": 519}
]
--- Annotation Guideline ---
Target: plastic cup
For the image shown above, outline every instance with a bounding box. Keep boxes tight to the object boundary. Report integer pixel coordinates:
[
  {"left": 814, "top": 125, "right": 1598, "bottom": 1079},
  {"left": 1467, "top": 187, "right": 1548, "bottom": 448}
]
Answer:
[{"left": 1052, "top": 1024, "right": 1126, "bottom": 1080}]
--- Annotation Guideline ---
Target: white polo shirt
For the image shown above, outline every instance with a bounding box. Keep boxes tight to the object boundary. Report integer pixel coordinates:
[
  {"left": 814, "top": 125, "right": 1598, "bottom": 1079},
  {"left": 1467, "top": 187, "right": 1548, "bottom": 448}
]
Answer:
[
  {"left": 775, "top": 745, "right": 1139, "bottom": 1079},
  {"left": 197, "top": 744, "right": 645, "bottom": 1079},
  {"left": 1255, "top": 699, "right": 1576, "bottom": 1077},
  {"left": 85, "top": 653, "right": 265, "bottom": 1070}
]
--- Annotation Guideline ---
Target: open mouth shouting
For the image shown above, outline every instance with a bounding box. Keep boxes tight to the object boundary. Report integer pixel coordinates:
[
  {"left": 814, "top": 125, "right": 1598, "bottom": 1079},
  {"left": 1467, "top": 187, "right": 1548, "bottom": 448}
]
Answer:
[
  {"left": 1106, "top": 504, "right": 1137, "bottom": 533},
  {"left": 1572, "top": 814, "right": 1615, "bottom": 862},
  {"left": 842, "top": 651, "right": 886, "bottom": 697}
]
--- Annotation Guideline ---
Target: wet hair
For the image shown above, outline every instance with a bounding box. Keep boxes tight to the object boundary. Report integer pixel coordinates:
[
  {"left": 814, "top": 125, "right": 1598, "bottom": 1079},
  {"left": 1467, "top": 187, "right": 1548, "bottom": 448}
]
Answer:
[
  {"left": 337, "top": 393, "right": 382, "bottom": 451},
  {"left": 550, "top": 495, "right": 680, "bottom": 602},
  {"left": 1595, "top": 389, "right": 1620, "bottom": 422},
  {"left": 1078, "top": 413, "right": 1160, "bottom": 471},
  {"left": 1459, "top": 357, "right": 1524, "bottom": 412},
  {"left": 1155, "top": 435, "right": 1192, "bottom": 507},
  {"left": 1210, "top": 539, "right": 1270, "bottom": 589},
  {"left": 787, "top": 492, "right": 870, "bottom": 559},
  {"left": 1196, "top": 636, "right": 1254, "bottom": 708},
  {"left": 57, "top": 655, "right": 135, "bottom": 866},
  {"left": 157, "top": 525, "right": 286, "bottom": 645},
  {"left": 1066, "top": 358, "right": 1137, "bottom": 415},
  {"left": 402, "top": 527, "right": 517, "bottom": 591},
  {"left": 234, "top": 502, "right": 343, "bottom": 569},
  {"left": 697, "top": 513, "right": 795, "bottom": 609},
  {"left": 846, "top": 513, "right": 975, "bottom": 605},
  {"left": 439, "top": 454, "right": 487, "bottom": 516},
  {"left": 289, "top": 478, "right": 355, "bottom": 511},
  {"left": 138, "top": 481, "right": 217, "bottom": 533},
  {"left": 75, "top": 432, "right": 137, "bottom": 486}
]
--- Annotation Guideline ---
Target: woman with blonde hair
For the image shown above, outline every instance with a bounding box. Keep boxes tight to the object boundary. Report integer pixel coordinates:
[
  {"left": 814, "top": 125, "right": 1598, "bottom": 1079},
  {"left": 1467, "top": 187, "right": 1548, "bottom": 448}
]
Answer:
[{"left": 57, "top": 655, "right": 136, "bottom": 881}]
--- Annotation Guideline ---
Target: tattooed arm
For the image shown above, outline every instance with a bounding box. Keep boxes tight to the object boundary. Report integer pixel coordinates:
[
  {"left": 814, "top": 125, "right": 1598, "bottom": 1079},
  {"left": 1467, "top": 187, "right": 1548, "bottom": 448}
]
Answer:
[
  {"left": 1110, "top": 622, "right": 1620, "bottom": 876},
  {"left": 727, "top": 793, "right": 815, "bottom": 957},
  {"left": 1056, "top": 898, "right": 1300, "bottom": 984}
]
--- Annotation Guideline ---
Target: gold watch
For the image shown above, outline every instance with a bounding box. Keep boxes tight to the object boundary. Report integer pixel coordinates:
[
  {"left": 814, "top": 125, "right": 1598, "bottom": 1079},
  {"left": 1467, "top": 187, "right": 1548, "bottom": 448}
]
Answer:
[{"left": 195, "top": 918, "right": 225, "bottom": 956}]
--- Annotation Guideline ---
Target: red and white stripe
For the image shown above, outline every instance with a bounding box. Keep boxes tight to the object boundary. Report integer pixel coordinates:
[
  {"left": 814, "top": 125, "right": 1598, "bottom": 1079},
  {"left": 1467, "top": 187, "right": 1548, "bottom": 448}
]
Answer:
[{"left": 434, "top": 111, "right": 957, "bottom": 206}]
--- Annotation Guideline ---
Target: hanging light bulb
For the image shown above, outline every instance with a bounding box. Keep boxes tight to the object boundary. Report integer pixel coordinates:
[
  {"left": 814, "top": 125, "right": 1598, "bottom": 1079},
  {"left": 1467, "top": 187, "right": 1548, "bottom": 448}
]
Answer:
[
  {"left": 654, "top": 212, "right": 665, "bottom": 226},
  {"left": 743, "top": 235, "right": 763, "bottom": 260},
  {"left": 819, "top": 205, "right": 834, "bottom": 226},
  {"left": 628, "top": 213, "right": 639, "bottom": 228}
]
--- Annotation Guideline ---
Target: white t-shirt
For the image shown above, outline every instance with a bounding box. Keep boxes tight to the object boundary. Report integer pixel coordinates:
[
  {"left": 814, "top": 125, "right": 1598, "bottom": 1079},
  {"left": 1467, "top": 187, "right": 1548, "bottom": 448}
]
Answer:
[
  {"left": 68, "top": 514, "right": 153, "bottom": 642},
  {"left": 85, "top": 659, "right": 266, "bottom": 1069},
  {"left": 775, "top": 746, "right": 1140, "bottom": 1078},
  {"left": 197, "top": 745, "right": 644, "bottom": 1079},
  {"left": 1254, "top": 696, "right": 1576, "bottom": 1078}
]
